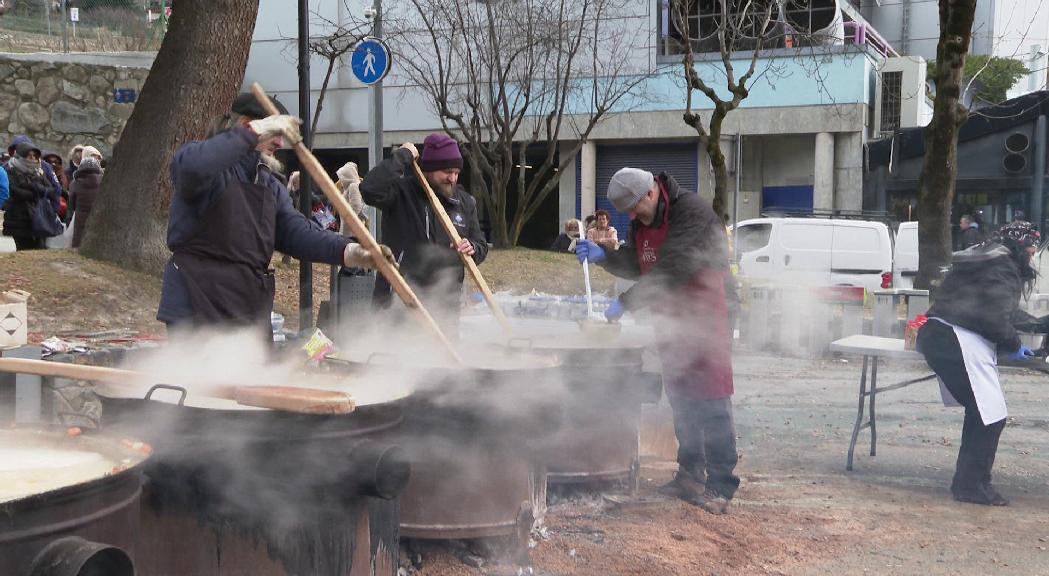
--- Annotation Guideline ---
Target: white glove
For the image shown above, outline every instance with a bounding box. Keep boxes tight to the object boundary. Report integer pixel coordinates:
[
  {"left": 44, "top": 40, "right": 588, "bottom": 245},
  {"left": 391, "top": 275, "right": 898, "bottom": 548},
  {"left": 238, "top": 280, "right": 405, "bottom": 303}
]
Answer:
[
  {"left": 344, "top": 243, "right": 396, "bottom": 269},
  {"left": 336, "top": 162, "right": 360, "bottom": 184},
  {"left": 248, "top": 114, "right": 302, "bottom": 141},
  {"left": 400, "top": 142, "right": 419, "bottom": 160}
]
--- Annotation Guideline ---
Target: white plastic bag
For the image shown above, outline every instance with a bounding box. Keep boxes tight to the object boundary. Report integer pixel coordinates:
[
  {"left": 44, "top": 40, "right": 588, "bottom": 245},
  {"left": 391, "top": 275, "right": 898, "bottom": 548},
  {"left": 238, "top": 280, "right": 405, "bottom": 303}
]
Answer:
[{"left": 46, "top": 214, "right": 74, "bottom": 249}]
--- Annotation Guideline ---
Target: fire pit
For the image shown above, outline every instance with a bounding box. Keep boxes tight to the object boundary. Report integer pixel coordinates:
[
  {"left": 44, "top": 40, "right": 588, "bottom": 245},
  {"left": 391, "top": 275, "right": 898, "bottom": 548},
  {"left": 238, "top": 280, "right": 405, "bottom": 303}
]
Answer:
[
  {"left": 81, "top": 352, "right": 412, "bottom": 576},
  {"left": 325, "top": 347, "right": 562, "bottom": 552},
  {"left": 0, "top": 426, "right": 150, "bottom": 576},
  {"left": 461, "top": 317, "right": 663, "bottom": 488}
]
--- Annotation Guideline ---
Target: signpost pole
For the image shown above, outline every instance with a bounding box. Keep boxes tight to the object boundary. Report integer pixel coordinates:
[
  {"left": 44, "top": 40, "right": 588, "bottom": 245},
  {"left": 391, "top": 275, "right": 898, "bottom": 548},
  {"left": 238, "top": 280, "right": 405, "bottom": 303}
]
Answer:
[{"left": 368, "top": 0, "right": 384, "bottom": 240}]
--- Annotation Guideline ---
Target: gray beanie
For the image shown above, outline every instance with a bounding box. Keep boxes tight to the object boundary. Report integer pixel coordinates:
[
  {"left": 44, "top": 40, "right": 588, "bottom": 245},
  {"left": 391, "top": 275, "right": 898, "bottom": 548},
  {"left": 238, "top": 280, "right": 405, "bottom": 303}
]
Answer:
[{"left": 607, "top": 167, "right": 654, "bottom": 211}]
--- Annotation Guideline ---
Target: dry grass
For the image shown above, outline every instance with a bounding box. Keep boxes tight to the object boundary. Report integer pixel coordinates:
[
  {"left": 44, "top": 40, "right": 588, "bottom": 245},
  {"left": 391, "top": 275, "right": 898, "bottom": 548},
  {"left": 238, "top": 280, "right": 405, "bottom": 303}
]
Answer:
[{"left": 0, "top": 247, "right": 615, "bottom": 341}]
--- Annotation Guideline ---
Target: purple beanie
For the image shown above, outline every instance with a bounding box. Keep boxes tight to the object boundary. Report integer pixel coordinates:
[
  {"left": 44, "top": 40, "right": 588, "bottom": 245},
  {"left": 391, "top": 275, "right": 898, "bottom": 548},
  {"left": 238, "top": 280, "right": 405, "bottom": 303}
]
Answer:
[{"left": 419, "top": 133, "right": 463, "bottom": 172}]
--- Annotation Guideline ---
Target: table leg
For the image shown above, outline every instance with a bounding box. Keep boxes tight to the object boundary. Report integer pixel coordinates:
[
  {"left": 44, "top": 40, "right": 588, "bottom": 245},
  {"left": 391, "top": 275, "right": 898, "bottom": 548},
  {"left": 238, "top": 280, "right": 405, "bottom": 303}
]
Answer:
[
  {"left": 847, "top": 355, "right": 869, "bottom": 471},
  {"left": 869, "top": 356, "right": 878, "bottom": 457}
]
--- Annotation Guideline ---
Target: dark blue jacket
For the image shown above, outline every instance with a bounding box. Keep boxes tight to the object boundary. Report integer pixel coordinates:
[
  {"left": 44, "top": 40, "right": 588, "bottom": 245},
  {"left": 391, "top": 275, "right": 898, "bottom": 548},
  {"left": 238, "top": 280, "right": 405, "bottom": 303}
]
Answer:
[{"left": 157, "top": 126, "right": 349, "bottom": 324}]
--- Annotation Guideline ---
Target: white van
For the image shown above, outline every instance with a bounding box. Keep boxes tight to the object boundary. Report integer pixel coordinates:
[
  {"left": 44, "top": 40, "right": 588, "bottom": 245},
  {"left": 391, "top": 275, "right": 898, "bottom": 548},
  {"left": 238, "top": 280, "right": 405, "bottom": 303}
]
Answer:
[
  {"left": 892, "top": 221, "right": 919, "bottom": 290},
  {"left": 734, "top": 218, "right": 893, "bottom": 291}
]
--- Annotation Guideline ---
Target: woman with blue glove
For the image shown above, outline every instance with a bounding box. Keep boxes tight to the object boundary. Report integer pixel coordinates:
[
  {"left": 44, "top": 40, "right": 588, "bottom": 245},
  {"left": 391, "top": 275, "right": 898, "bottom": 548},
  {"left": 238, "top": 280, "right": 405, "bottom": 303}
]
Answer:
[{"left": 916, "top": 221, "right": 1040, "bottom": 506}]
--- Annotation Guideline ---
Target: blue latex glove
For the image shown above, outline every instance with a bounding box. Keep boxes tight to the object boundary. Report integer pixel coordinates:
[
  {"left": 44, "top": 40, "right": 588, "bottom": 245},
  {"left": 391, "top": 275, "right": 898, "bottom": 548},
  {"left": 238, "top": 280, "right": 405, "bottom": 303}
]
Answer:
[
  {"left": 605, "top": 299, "right": 625, "bottom": 322},
  {"left": 575, "top": 240, "right": 606, "bottom": 265},
  {"left": 1008, "top": 345, "right": 1035, "bottom": 361}
]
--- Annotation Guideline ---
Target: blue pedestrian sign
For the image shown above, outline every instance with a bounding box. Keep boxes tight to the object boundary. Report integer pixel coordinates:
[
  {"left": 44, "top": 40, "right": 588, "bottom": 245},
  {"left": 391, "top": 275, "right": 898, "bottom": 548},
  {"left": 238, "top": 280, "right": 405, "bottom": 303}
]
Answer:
[{"left": 350, "top": 37, "right": 391, "bottom": 86}]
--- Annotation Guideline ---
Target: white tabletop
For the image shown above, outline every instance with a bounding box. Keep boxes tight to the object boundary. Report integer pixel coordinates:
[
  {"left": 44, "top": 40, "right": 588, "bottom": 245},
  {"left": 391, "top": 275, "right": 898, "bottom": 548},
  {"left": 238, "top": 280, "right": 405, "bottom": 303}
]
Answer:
[{"left": 829, "top": 334, "right": 923, "bottom": 359}]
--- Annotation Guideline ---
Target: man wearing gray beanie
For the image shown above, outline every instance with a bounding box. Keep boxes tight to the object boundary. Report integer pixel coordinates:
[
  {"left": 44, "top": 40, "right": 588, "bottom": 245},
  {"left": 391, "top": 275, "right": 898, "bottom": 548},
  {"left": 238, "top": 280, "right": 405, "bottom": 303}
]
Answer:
[
  {"left": 360, "top": 133, "right": 488, "bottom": 333},
  {"left": 576, "top": 166, "right": 739, "bottom": 514}
]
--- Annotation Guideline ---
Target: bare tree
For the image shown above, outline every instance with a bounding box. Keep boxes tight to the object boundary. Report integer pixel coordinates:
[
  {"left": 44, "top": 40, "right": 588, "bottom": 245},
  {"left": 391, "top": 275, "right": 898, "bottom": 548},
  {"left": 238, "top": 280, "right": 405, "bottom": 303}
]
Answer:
[
  {"left": 915, "top": 0, "right": 978, "bottom": 289},
  {"left": 670, "top": 0, "right": 785, "bottom": 220},
  {"left": 80, "top": 0, "right": 262, "bottom": 273},
  {"left": 389, "top": 0, "right": 653, "bottom": 248}
]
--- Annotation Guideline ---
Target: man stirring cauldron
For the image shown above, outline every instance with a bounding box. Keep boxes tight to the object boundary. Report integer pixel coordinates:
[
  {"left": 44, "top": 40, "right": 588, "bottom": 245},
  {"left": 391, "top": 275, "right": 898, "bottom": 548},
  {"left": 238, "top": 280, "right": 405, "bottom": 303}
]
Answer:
[
  {"left": 360, "top": 133, "right": 488, "bottom": 335},
  {"left": 576, "top": 167, "right": 739, "bottom": 514},
  {"left": 157, "top": 93, "right": 393, "bottom": 341}
]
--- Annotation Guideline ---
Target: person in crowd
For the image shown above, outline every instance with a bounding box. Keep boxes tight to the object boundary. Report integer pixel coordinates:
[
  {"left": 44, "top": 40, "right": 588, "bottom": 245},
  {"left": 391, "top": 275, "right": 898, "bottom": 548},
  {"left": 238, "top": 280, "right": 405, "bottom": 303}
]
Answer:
[
  {"left": 584, "top": 214, "right": 597, "bottom": 233},
  {"left": 0, "top": 156, "right": 8, "bottom": 210},
  {"left": 65, "top": 144, "right": 84, "bottom": 184},
  {"left": 576, "top": 167, "right": 739, "bottom": 514},
  {"left": 69, "top": 156, "right": 103, "bottom": 248},
  {"left": 916, "top": 222, "right": 1040, "bottom": 506},
  {"left": 336, "top": 161, "right": 367, "bottom": 230},
  {"left": 9, "top": 136, "right": 61, "bottom": 214},
  {"left": 956, "top": 214, "right": 984, "bottom": 251},
  {"left": 2, "top": 142, "right": 55, "bottom": 250},
  {"left": 588, "top": 209, "right": 619, "bottom": 250},
  {"left": 550, "top": 219, "right": 580, "bottom": 253},
  {"left": 42, "top": 152, "right": 70, "bottom": 223},
  {"left": 360, "top": 133, "right": 488, "bottom": 333},
  {"left": 157, "top": 93, "right": 394, "bottom": 341},
  {"left": 79, "top": 146, "right": 103, "bottom": 165}
]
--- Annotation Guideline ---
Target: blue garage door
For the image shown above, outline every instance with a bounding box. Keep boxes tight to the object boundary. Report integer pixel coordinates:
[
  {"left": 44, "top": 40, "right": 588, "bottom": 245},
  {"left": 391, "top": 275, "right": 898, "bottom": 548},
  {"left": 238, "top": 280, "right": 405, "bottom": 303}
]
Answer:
[
  {"left": 592, "top": 143, "right": 700, "bottom": 236},
  {"left": 762, "top": 185, "right": 814, "bottom": 212}
]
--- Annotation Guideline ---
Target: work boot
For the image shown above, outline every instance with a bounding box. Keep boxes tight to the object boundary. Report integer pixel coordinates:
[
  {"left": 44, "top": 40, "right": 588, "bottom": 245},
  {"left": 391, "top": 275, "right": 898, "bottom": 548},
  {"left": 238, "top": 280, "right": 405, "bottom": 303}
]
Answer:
[
  {"left": 658, "top": 473, "right": 707, "bottom": 506},
  {"left": 700, "top": 489, "right": 731, "bottom": 515},
  {"left": 951, "top": 483, "right": 1009, "bottom": 507}
]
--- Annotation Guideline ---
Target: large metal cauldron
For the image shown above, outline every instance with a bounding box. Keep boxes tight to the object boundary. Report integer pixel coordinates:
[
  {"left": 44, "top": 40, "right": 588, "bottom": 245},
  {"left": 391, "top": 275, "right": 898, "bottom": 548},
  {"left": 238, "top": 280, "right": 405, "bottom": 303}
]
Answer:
[
  {"left": 326, "top": 350, "right": 562, "bottom": 547},
  {"left": 0, "top": 427, "right": 150, "bottom": 576},
  {"left": 462, "top": 317, "right": 663, "bottom": 487},
  {"left": 90, "top": 362, "right": 411, "bottom": 576}
]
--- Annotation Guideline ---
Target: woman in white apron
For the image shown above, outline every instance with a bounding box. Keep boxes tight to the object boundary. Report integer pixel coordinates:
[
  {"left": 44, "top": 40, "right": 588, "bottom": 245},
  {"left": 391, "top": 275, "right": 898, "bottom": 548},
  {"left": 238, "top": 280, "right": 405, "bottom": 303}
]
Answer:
[{"left": 916, "top": 221, "right": 1040, "bottom": 506}]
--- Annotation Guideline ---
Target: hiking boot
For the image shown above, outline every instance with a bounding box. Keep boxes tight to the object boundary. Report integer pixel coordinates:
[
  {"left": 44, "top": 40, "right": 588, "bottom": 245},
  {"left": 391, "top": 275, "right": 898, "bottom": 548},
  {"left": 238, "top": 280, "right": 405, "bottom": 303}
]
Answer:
[
  {"left": 658, "top": 474, "right": 707, "bottom": 506},
  {"left": 699, "top": 489, "right": 731, "bottom": 515},
  {"left": 951, "top": 483, "right": 1009, "bottom": 507}
]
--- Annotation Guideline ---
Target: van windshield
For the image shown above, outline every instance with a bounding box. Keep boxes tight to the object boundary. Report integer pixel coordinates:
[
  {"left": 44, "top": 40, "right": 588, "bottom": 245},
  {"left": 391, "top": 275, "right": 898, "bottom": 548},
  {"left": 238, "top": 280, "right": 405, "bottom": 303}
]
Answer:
[{"left": 736, "top": 223, "right": 772, "bottom": 254}]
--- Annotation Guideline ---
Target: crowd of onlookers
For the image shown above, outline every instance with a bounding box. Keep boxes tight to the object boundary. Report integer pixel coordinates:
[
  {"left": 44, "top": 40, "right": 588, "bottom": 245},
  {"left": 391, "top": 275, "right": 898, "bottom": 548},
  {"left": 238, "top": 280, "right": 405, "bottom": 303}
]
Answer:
[
  {"left": 0, "top": 136, "right": 105, "bottom": 251},
  {"left": 550, "top": 209, "right": 620, "bottom": 253}
]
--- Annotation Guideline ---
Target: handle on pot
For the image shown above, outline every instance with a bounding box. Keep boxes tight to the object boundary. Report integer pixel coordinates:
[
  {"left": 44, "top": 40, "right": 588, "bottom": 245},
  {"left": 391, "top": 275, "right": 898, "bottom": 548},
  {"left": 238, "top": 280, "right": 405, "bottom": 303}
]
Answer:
[
  {"left": 144, "top": 384, "right": 187, "bottom": 406},
  {"left": 365, "top": 352, "right": 397, "bottom": 365},
  {"left": 506, "top": 337, "right": 534, "bottom": 350}
]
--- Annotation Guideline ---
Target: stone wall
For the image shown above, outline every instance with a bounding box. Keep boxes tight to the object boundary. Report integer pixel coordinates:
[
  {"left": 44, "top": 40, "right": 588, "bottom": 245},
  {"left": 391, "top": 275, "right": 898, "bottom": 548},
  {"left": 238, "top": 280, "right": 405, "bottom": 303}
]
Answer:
[{"left": 0, "top": 55, "right": 150, "bottom": 158}]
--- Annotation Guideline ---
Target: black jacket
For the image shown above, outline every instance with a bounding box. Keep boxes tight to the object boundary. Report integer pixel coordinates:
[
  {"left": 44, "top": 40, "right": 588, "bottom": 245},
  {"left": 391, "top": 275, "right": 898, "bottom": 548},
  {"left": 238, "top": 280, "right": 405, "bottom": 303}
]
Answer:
[
  {"left": 601, "top": 173, "right": 734, "bottom": 311},
  {"left": 927, "top": 243, "right": 1024, "bottom": 352},
  {"left": 2, "top": 165, "right": 53, "bottom": 239},
  {"left": 360, "top": 148, "right": 488, "bottom": 305}
]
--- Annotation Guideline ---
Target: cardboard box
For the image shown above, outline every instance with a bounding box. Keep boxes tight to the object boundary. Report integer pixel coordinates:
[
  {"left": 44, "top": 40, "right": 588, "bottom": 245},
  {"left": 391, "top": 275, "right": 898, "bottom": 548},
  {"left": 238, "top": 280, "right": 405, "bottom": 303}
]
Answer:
[{"left": 0, "top": 290, "right": 30, "bottom": 349}]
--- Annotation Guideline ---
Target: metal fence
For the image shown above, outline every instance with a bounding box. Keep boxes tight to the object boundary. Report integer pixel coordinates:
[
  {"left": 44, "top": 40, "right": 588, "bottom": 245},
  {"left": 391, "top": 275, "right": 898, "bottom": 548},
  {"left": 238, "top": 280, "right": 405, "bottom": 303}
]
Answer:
[{"left": 0, "top": 0, "right": 169, "bottom": 53}]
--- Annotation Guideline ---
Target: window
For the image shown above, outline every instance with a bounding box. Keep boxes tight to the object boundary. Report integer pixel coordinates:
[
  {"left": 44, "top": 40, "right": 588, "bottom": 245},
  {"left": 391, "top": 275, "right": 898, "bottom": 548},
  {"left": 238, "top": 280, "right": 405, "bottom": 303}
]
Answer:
[
  {"left": 660, "top": 0, "right": 781, "bottom": 56},
  {"left": 880, "top": 71, "right": 902, "bottom": 133},
  {"left": 735, "top": 223, "right": 772, "bottom": 254}
]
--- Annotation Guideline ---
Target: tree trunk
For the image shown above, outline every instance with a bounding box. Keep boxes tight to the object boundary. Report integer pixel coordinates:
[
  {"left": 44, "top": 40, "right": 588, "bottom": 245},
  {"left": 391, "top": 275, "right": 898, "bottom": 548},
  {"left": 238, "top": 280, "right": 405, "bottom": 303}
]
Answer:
[
  {"left": 914, "top": 0, "right": 978, "bottom": 290},
  {"left": 707, "top": 138, "right": 729, "bottom": 222},
  {"left": 79, "top": 0, "right": 261, "bottom": 274}
]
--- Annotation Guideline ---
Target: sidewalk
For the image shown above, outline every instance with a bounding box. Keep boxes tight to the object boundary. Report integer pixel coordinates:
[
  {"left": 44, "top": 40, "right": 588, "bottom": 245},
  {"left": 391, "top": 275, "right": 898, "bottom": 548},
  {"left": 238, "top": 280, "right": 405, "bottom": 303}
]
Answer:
[{"left": 0, "top": 212, "right": 11, "bottom": 253}]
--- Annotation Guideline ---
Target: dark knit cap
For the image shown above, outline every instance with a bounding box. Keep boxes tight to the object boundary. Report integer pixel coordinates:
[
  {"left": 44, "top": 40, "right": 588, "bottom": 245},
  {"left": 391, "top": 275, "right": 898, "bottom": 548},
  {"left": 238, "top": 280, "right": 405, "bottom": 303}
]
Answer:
[
  {"left": 231, "top": 92, "right": 289, "bottom": 119},
  {"left": 419, "top": 133, "right": 463, "bottom": 172}
]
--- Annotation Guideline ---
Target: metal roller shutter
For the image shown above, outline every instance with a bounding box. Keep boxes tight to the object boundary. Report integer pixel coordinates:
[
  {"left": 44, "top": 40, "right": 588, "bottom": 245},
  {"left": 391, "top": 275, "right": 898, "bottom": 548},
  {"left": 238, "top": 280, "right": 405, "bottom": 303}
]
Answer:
[{"left": 593, "top": 143, "right": 700, "bottom": 235}]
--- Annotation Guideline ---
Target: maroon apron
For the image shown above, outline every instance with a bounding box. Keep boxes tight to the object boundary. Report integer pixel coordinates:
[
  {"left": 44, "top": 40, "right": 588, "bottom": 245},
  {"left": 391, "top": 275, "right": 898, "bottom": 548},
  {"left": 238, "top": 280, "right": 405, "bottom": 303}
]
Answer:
[
  {"left": 170, "top": 168, "right": 277, "bottom": 341},
  {"left": 635, "top": 182, "right": 734, "bottom": 400}
]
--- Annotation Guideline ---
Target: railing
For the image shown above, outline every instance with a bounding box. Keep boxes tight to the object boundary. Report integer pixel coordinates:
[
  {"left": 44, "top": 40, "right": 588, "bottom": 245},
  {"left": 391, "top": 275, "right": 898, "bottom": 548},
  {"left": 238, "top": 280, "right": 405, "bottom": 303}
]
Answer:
[
  {"left": 0, "top": 0, "right": 169, "bottom": 53},
  {"left": 843, "top": 21, "right": 899, "bottom": 59}
]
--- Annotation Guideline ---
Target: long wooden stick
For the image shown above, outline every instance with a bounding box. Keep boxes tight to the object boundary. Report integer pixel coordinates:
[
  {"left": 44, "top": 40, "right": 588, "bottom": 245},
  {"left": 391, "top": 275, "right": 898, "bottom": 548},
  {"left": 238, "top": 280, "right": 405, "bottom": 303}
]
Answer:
[
  {"left": 410, "top": 162, "right": 512, "bottom": 333},
  {"left": 0, "top": 358, "right": 355, "bottom": 414},
  {"left": 250, "top": 83, "right": 463, "bottom": 366}
]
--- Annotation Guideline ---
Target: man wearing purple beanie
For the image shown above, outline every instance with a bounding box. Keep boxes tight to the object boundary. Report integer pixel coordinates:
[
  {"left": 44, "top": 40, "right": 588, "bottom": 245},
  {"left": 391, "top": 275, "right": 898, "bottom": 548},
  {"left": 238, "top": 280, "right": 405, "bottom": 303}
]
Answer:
[{"left": 360, "top": 132, "right": 488, "bottom": 332}]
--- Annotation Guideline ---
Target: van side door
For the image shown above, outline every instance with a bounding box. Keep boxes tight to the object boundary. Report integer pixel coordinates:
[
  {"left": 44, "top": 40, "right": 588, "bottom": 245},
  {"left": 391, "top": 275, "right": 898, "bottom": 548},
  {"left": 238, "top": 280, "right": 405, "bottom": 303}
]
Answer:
[
  {"left": 778, "top": 222, "right": 832, "bottom": 285},
  {"left": 831, "top": 223, "right": 892, "bottom": 290}
]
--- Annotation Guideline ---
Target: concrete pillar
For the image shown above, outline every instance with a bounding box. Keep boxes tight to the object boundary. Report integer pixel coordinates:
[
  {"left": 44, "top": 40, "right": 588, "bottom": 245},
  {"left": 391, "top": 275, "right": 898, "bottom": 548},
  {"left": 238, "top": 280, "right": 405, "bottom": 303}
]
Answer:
[
  {"left": 581, "top": 140, "right": 597, "bottom": 218},
  {"left": 814, "top": 132, "right": 835, "bottom": 212},
  {"left": 558, "top": 142, "right": 579, "bottom": 224},
  {"left": 833, "top": 131, "right": 863, "bottom": 212}
]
